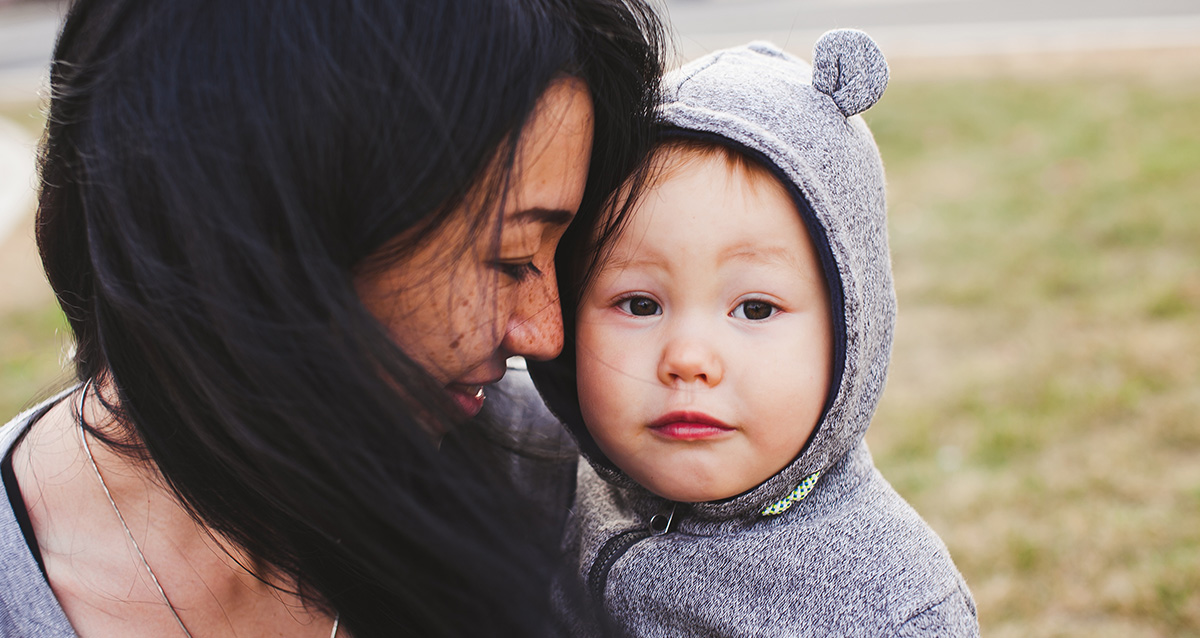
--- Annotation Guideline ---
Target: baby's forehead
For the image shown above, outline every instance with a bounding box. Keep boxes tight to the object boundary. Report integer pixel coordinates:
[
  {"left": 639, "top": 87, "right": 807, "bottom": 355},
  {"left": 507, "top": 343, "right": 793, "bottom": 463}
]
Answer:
[
  {"left": 604, "top": 141, "right": 825, "bottom": 274},
  {"left": 626, "top": 140, "right": 797, "bottom": 228},
  {"left": 648, "top": 138, "right": 784, "bottom": 192}
]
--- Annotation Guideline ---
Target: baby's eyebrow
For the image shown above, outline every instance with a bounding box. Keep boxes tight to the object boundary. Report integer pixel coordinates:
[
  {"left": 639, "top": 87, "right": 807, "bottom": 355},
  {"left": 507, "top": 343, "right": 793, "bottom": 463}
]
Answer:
[
  {"left": 719, "top": 244, "right": 804, "bottom": 270},
  {"left": 599, "top": 245, "right": 804, "bottom": 274},
  {"left": 596, "top": 254, "right": 668, "bottom": 274}
]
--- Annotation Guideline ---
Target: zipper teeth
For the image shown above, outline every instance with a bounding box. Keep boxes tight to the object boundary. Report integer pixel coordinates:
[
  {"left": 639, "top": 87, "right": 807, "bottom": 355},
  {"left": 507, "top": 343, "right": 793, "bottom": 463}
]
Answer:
[{"left": 587, "top": 528, "right": 652, "bottom": 601}]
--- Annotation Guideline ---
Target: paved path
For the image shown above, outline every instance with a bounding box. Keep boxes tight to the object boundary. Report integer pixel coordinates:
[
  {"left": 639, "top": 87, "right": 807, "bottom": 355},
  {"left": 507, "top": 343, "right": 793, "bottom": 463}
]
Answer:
[
  {"left": 0, "top": 114, "right": 36, "bottom": 251},
  {"left": 0, "top": 2, "right": 59, "bottom": 254}
]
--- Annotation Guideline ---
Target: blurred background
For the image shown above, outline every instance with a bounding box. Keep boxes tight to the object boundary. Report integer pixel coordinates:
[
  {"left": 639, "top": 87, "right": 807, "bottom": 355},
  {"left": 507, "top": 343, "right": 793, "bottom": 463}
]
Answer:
[{"left": 2, "top": 0, "right": 1198, "bottom": 635}]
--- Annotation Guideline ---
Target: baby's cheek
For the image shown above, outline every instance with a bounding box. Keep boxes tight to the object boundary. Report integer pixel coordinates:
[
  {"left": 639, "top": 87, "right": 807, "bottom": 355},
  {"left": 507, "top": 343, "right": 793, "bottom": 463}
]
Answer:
[
  {"left": 576, "top": 316, "right": 623, "bottom": 375},
  {"left": 576, "top": 352, "right": 614, "bottom": 414}
]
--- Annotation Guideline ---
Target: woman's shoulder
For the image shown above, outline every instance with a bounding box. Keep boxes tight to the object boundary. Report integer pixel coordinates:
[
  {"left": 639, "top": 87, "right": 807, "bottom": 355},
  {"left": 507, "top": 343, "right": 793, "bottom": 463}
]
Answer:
[{"left": 0, "top": 390, "right": 78, "bottom": 638}]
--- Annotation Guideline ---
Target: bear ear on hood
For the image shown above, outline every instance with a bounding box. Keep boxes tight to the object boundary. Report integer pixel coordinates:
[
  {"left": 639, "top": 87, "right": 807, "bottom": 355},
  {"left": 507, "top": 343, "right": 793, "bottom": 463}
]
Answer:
[{"left": 811, "top": 29, "right": 889, "bottom": 117}]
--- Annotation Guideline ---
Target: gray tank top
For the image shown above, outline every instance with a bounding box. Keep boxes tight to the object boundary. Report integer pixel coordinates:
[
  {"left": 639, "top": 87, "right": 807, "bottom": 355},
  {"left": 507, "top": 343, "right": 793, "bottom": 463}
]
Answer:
[{"left": 0, "top": 393, "right": 79, "bottom": 637}]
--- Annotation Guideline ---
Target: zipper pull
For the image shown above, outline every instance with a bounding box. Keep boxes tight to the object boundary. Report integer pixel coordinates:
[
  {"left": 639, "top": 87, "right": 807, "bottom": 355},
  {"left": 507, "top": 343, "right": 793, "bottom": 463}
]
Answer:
[{"left": 648, "top": 503, "right": 677, "bottom": 536}]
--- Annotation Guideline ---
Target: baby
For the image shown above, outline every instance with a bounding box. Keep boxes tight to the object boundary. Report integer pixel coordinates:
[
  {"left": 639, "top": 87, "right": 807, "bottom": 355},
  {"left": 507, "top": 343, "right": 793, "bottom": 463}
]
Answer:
[{"left": 529, "top": 31, "right": 978, "bottom": 637}]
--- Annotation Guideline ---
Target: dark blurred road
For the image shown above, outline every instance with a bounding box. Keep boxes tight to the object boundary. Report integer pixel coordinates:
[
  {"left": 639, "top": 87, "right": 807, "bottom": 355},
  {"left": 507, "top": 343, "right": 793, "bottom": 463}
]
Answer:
[
  {"left": 662, "top": 0, "right": 1200, "bottom": 62},
  {"left": 668, "top": 0, "right": 1199, "bottom": 33}
]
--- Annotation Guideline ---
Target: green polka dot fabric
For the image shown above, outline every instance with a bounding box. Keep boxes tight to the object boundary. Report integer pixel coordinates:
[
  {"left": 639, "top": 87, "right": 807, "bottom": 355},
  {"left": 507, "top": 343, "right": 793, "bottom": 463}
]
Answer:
[{"left": 760, "top": 471, "right": 822, "bottom": 516}]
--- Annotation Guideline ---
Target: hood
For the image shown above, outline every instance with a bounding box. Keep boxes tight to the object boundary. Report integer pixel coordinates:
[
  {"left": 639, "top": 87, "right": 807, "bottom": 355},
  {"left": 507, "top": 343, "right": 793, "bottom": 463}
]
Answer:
[{"left": 529, "top": 30, "right": 895, "bottom": 520}]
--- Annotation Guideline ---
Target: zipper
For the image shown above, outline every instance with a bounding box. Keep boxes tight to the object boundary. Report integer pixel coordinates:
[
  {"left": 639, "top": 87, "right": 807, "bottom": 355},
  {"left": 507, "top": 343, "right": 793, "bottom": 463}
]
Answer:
[
  {"left": 586, "top": 504, "right": 678, "bottom": 602},
  {"left": 586, "top": 528, "right": 651, "bottom": 601}
]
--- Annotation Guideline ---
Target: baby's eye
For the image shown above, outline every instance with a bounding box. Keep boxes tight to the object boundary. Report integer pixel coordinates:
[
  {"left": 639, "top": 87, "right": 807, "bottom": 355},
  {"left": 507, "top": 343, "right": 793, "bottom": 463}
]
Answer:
[
  {"left": 618, "top": 296, "right": 661, "bottom": 317},
  {"left": 732, "top": 300, "right": 776, "bottom": 320}
]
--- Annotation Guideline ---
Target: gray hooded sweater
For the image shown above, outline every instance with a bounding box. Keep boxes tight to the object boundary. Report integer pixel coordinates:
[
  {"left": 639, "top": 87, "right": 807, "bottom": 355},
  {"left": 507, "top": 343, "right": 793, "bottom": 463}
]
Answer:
[{"left": 527, "top": 31, "right": 978, "bottom": 637}]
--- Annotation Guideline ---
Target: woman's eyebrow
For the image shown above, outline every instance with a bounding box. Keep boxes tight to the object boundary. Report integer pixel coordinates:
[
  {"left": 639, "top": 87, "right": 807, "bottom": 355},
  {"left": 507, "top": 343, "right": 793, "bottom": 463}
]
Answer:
[{"left": 508, "top": 207, "right": 576, "bottom": 226}]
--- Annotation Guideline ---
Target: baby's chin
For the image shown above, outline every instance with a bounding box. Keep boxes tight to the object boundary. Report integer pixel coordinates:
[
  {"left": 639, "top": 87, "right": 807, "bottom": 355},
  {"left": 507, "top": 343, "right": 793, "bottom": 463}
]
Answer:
[{"left": 640, "top": 476, "right": 754, "bottom": 504}]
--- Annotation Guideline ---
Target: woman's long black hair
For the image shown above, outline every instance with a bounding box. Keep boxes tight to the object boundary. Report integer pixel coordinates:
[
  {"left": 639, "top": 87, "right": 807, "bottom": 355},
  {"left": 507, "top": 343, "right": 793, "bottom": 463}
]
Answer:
[{"left": 35, "top": 0, "right": 664, "bottom": 635}]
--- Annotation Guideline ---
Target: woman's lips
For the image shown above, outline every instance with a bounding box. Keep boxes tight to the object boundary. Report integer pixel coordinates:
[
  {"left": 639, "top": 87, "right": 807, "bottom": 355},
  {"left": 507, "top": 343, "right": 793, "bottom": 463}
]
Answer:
[
  {"left": 447, "top": 384, "right": 487, "bottom": 417},
  {"left": 648, "top": 411, "right": 734, "bottom": 441},
  {"left": 446, "top": 366, "right": 505, "bottom": 418}
]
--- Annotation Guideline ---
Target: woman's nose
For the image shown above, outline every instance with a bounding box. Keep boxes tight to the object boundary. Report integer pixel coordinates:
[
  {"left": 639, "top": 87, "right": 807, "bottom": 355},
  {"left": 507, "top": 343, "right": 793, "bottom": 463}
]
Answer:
[
  {"left": 657, "top": 336, "right": 723, "bottom": 387},
  {"left": 502, "top": 270, "right": 564, "bottom": 361}
]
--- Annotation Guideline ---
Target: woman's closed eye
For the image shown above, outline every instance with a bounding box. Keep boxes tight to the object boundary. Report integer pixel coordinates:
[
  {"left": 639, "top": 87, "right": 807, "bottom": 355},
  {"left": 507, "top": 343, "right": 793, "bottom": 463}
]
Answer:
[
  {"left": 493, "top": 261, "right": 541, "bottom": 282},
  {"left": 616, "top": 295, "right": 661, "bottom": 317},
  {"left": 731, "top": 299, "right": 777, "bottom": 320}
]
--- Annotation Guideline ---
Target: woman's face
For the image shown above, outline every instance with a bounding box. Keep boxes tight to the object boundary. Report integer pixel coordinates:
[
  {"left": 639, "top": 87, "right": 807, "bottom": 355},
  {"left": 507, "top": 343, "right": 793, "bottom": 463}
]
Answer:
[{"left": 355, "top": 78, "right": 593, "bottom": 417}]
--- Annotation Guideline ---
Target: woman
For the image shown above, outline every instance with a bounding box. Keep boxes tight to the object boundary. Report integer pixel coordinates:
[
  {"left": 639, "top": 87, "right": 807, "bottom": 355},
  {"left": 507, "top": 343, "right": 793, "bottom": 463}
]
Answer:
[{"left": 0, "top": 0, "right": 665, "bottom": 636}]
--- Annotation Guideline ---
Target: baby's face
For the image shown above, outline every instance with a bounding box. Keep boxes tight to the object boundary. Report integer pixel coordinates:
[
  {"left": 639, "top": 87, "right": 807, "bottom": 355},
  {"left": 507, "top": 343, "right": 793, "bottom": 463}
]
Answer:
[{"left": 576, "top": 149, "right": 833, "bottom": 503}]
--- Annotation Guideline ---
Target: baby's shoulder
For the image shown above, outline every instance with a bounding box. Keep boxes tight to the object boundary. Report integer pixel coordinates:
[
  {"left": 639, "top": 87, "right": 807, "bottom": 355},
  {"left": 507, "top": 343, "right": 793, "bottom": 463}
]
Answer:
[
  {"left": 745, "top": 470, "right": 974, "bottom": 632},
  {"left": 764, "top": 468, "right": 960, "bottom": 574}
]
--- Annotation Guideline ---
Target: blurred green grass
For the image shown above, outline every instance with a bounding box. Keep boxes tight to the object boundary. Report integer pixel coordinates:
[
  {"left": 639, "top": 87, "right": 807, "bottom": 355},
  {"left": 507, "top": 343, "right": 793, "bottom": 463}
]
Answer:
[
  {"left": 0, "top": 304, "right": 68, "bottom": 417},
  {"left": 866, "top": 71, "right": 1200, "bottom": 637},
  {"left": 2, "top": 63, "right": 1199, "bottom": 637},
  {"left": 0, "top": 99, "right": 61, "bottom": 418}
]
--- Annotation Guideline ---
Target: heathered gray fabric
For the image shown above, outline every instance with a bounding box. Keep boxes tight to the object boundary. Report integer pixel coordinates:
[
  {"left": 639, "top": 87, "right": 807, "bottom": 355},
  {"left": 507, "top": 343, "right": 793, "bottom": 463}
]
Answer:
[
  {"left": 0, "top": 394, "right": 78, "bottom": 638},
  {"left": 529, "top": 31, "right": 978, "bottom": 636},
  {"left": 564, "top": 443, "right": 976, "bottom": 637}
]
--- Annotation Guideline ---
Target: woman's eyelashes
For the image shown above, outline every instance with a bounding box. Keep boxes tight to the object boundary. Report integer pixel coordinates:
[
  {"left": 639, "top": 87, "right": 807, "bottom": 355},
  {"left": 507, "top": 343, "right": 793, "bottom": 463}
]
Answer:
[{"left": 493, "top": 260, "right": 541, "bottom": 282}]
